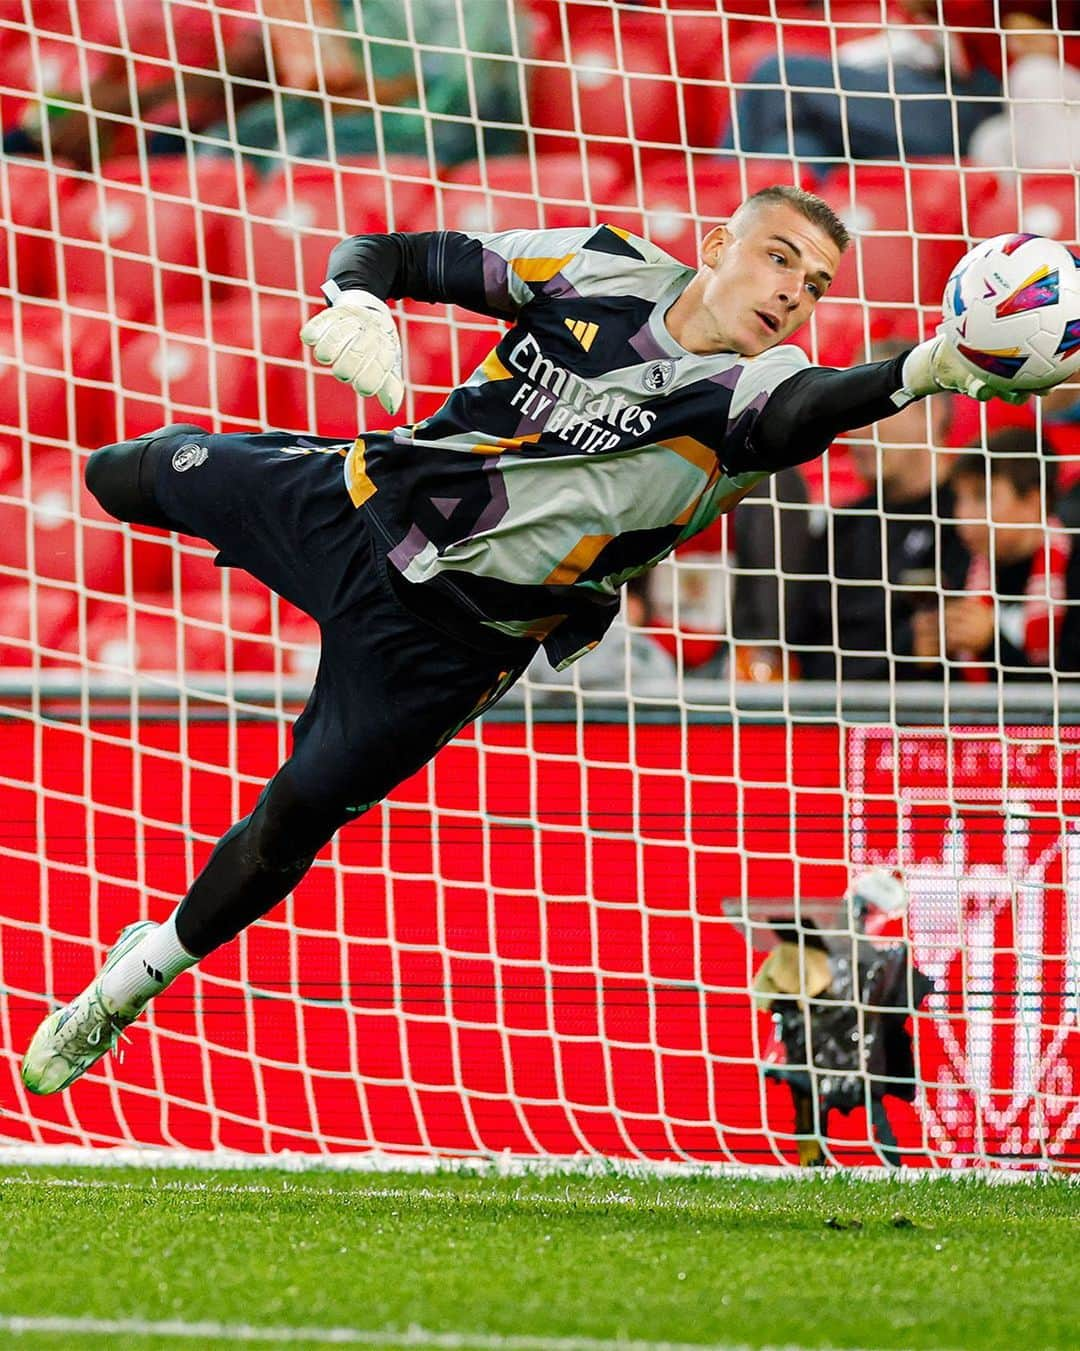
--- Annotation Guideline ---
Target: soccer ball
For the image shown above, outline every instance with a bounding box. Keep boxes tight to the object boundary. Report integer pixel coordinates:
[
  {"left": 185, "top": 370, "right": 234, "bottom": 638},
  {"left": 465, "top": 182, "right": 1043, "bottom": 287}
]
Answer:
[{"left": 940, "top": 232, "right": 1080, "bottom": 393}]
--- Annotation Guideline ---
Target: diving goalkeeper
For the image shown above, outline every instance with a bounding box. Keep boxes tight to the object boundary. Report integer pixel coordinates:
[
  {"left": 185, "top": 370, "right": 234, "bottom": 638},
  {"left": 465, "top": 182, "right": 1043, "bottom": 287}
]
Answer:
[{"left": 21, "top": 185, "right": 1020, "bottom": 1093}]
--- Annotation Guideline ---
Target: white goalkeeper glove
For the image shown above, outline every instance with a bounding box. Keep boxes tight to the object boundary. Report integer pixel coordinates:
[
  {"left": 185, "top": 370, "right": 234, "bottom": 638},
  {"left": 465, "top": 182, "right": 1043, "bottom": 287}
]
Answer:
[
  {"left": 299, "top": 289, "right": 404, "bottom": 415},
  {"left": 901, "top": 330, "right": 1032, "bottom": 406}
]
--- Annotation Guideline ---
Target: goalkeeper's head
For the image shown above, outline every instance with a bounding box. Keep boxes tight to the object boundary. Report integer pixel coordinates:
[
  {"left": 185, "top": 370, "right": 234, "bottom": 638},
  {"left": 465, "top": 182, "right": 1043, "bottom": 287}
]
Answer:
[{"left": 666, "top": 185, "right": 849, "bottom": 359}]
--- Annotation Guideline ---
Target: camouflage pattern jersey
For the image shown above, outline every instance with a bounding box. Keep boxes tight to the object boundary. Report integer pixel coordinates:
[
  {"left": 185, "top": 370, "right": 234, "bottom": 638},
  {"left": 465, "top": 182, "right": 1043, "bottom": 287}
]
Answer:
[{"left": 325, "top": 224, "right": 911, "bottom": 668}]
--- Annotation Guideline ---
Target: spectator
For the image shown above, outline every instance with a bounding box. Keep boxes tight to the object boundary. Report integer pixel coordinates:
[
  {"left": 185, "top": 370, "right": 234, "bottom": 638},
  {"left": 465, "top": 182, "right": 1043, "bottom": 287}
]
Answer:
[
  {"left": 202, "top": 0, "right": 527, "bottom": 173},
  {"left": 914, "top": 430, "right": 1080, "bottom": 677},
  {"left": 723, "top": 0, "right": 1002, "bottom": 171},
  {"left": 969, "top": 9, "right": 1080, "bottom": 168},
  {"left": 794, "top": 341, "right": 967, "bottom": 680},
  {"left": 729, "top": 468, "right": 813, "bottom": 681},
  {"left": 643, "top": 467, "right": 812, "bottom": 682},
  {"left": 3, "top": 0, "right": 265, "bottom": 167},
  {"left": 526, "top": 575, "right": 676, "bottom": 697}
]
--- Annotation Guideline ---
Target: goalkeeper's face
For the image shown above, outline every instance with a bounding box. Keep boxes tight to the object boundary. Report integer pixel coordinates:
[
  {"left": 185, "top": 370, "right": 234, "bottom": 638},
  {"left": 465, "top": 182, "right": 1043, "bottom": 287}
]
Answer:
[{"left": 697, "top": 202, "right": 839, "bottom": 356}]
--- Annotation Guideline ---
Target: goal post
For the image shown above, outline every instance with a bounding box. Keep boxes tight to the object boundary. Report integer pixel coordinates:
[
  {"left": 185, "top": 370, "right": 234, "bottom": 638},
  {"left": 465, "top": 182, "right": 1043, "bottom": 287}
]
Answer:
[{"left": 0, "top": 0, "right": 1078, "bottom": 1172}]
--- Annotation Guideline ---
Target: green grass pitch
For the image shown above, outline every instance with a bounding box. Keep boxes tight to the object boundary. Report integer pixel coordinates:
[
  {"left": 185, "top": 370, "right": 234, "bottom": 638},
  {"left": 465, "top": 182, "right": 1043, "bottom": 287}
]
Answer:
[{"left": 0, "top": 1166, "right": 1076, "bottom": 1350}]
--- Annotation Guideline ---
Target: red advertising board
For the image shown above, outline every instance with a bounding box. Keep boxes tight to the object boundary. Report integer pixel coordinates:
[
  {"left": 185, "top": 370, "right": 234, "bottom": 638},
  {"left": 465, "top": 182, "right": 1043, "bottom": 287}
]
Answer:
[{"left": 0, "top": 713, "right": 1076, "bottom": 1168}]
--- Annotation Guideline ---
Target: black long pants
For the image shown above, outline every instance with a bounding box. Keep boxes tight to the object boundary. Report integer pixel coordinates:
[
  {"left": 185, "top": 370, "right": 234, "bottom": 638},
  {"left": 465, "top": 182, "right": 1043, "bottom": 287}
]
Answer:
[{"left": 86, "top": 427, "right": 530, "bottom": 955}]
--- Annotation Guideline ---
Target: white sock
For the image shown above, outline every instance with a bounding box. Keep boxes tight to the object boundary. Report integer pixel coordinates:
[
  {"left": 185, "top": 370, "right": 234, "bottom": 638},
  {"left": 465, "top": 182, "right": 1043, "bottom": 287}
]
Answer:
[{"left": 99, "top": 913, "right": 200, "bottom": 1013}]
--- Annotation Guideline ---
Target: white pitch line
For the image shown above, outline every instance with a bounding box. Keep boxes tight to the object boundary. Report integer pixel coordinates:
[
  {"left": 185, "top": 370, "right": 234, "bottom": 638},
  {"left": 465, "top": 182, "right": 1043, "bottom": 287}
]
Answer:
[{"left": 0, "top": 1316, "right": 862, "bottom": 1351}]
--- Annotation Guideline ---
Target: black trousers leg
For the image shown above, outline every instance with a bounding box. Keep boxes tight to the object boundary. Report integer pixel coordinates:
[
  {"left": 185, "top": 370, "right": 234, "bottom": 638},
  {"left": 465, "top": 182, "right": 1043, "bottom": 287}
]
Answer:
[{"left": 174, "top": 763, "right": 351, "bottom": 956}]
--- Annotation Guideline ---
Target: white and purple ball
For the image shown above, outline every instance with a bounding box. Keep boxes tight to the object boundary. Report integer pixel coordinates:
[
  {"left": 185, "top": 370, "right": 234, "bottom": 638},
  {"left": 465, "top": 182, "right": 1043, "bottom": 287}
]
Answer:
[{"left": 940, "top": 232, "right": 1080, "bottom": 393}]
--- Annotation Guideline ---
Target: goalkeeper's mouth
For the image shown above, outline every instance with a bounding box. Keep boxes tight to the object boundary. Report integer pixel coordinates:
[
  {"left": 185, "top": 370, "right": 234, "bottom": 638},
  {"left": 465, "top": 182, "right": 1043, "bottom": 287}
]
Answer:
[{"left": 755, "top": 310, "right": 781, "bottom": 334}]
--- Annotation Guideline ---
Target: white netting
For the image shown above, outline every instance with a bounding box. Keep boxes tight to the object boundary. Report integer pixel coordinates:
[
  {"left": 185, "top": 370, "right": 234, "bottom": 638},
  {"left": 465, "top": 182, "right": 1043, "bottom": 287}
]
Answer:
[{"left": 1, "top": 0, "right": 1078, "bottom": 1169}]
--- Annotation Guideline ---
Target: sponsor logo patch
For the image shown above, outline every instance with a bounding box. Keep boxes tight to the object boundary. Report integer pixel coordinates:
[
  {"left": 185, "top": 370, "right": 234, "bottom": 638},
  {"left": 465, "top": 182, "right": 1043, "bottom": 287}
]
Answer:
[
  {"left": 564, "top": 318, "right": 599, "bottom": 352},
  {"left": 172, "top": 442, "right": 208, "bottom": 472}
]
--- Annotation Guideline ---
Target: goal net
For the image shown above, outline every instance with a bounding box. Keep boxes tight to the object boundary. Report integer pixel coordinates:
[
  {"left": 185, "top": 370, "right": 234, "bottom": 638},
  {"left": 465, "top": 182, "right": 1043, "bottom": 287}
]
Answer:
[{"left": 1, "top": 0, "right": 1078, "bottom": 1171}]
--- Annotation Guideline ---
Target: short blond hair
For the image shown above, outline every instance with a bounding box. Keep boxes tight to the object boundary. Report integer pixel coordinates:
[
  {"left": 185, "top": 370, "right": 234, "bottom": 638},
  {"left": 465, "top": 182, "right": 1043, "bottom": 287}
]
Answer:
[{"left": 734, "top": 185, "right": 850, "bottom": 254}]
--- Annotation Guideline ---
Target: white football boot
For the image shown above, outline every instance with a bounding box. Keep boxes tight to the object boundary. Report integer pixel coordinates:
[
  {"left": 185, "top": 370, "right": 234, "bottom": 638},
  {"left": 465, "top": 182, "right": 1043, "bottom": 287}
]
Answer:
[{"left": 21, "top": 919, "right": 159, "bottom": 1095}]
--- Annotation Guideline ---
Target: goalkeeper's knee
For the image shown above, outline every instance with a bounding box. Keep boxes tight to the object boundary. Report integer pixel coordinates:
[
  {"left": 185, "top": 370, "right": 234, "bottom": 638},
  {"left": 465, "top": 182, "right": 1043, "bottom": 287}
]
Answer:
[
  {"left": 85, "top": 440, "right": 170, "bottom": 528},
  {"left": 86, "top": 424, "right": 204, "bottom": 528}
]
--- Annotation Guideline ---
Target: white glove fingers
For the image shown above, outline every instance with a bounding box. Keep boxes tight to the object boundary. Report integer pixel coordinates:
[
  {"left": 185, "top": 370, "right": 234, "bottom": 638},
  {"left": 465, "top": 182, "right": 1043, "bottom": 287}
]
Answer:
[
  {"left": 299, "top": 310, "right": 341, "bottom": 351},
  {"left": 377, "top": 371, "right": 405, "bottom": 415},
  {"left": 298, "top": 316, "right": 324, "bottom": 348},
  {"left": 300, "top": 291, "right": 403, "bottom": 409},
  {"left": 340, "top": 342, "right": 389, "bottom": 394},
  {"left": 314, "top": 316, "right": 366, "bottom": 367}
]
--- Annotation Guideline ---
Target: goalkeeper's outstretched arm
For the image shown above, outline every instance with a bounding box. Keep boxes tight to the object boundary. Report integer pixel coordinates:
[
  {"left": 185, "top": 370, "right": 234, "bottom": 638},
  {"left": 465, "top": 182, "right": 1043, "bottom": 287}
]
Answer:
[
  {"left": 300, "top": 222, "right": 1034, "bottom": 440},
  {"left": 738, "top": 335, "right": 1032, "bottom": 475}
]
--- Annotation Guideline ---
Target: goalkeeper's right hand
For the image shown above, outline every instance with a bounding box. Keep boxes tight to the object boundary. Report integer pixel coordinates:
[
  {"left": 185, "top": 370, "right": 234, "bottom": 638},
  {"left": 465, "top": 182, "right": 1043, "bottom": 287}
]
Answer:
[
  {"left": 901, "top": 331, "right": 1034, "bottom": 406},
  {"left": 299, "top": 290, "right": 404, "bottom": 415}
]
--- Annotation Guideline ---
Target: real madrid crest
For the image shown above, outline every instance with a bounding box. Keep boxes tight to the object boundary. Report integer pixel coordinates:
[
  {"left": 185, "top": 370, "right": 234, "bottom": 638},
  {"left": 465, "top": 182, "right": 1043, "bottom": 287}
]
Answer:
[
  {"left": 642, "top": 359, "right": 675, "bottom": 393},
  {"left": 172, "top": 442, "right": 208, "bottom": 472}
]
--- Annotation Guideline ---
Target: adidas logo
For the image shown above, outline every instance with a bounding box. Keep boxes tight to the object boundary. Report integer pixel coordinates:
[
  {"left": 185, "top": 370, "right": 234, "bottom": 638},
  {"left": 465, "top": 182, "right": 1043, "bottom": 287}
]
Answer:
[
  {"left": 143, "top": 958, "right": 165, "bottom": 985},
  {"left": 564, "top": 318, "right": 599, "bottom": 352}
]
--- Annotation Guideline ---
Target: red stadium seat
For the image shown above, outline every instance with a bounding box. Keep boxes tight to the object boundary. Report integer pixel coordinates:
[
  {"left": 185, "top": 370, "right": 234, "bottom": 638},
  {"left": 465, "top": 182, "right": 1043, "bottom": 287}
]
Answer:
[
  {"left": 527, "top": 6, "right": 723, "bottom": 174},
  {"left": 57, "top": 156, "right": 252, "bottom": 315},
  {"left": 788, "top": 302, "right": 867, "bottom": 369},
  {"left": 173, "top": 536, "right": 273, "bottom": 601},
  {"left": 608, "top": 157, "right": 818, "bottom": 265},
  {"left": 0, "top": 439, "right": 23, "bottom": 490},
  {"left": 817, "top": 164, "right": 966, "bottom": 307},
  {"left": 0, "top": 6, "right": 113, "bottom": 132},
  {"left": 439, "top": 154, "right": 624, "bottom": 233},
  {"left": 916, "top": 159, "right": 1000, "bottom": 231},
  {"left": 85, "top": 590, "right": 274, "bottom": 673},
  {"left": 0, "top": 158, "right": 81, "bottom": 299},
  {"left": 277, "top": 600, "right": 320, "bottom": 678},
  {"left": 182, "top": 589, "right": 274, "bottom": 671},
  {"left": 0, "top": 28, "right": 33, "bottom": 131},
  {"left": 398, "top": 305, "right": 504, "bottom": 423},
  {"left": 115, "top": 305, "right": 268, "bottom": 437},
  {"left": 0, "top": 581, "right": 79, "bottom": 667},
  {"left": 970, "top": 172, "right": 1080, "bottom": 245},
  {"left": 237, "top": 157, "right": 438, "bottom": 301},
  {"left": 83, "top": 599, "right": 182, "bottom": 674},
  {"left": 943, "top": 398, "right": 1043, "bottom": 454},
  {"left": 789, "top": 302, "right": 933, "bottom": 369},
  {"left": 0, "top": 449, "right": 146, "bottom": 595},
  {"left": 87, "top": 589, "right": 320, "bottom": 677},
  {"left": 798, "top": 443, "right": 866, "bottom": 509},
  {"left": 0, "top": 310, "right": 73, "bottom": 454},
  {"left": 528, "top": 39, "right": 677, "bottom": 175},
  {"left": 112, "top": 296, "right": 361, "bottom": 439},
  {"left": 0, "top": 299, "right": 117, "bottom": 454}
]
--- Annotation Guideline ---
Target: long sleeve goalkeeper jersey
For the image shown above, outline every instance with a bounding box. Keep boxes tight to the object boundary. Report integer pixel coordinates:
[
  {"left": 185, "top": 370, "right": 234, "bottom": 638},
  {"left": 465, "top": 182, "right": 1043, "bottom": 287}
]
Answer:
[{"left": 325, "top": 224, "right": 915, "bottom": 669}]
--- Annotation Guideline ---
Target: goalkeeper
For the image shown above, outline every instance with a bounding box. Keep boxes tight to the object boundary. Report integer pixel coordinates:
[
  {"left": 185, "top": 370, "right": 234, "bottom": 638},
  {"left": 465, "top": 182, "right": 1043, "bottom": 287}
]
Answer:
[{"left": 20, "top": 185, "right": 1025, "bottom": 1094}]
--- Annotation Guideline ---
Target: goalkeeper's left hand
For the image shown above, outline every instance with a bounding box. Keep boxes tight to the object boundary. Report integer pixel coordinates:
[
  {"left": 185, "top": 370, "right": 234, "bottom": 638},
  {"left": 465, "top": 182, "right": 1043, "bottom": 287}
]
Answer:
[
  {"left": 901, "top": 331, "right": 1034, "bottom": 406},
  {"left": 299, "top": 290, "right": 404, "bottom": 415}
]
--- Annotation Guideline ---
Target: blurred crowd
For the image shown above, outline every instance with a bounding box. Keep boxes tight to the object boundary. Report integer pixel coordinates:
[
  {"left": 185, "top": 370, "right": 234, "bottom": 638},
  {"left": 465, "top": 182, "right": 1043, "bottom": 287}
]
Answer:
[
  {"left": 4, "top": 0, "right": 1080, "bottom": 684},
  {"left": 543, "top": 389, "right": 1080, "bottom": 691},
  {"left": 9, "top": 1, "right": 1080, "bottom": 173}
]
